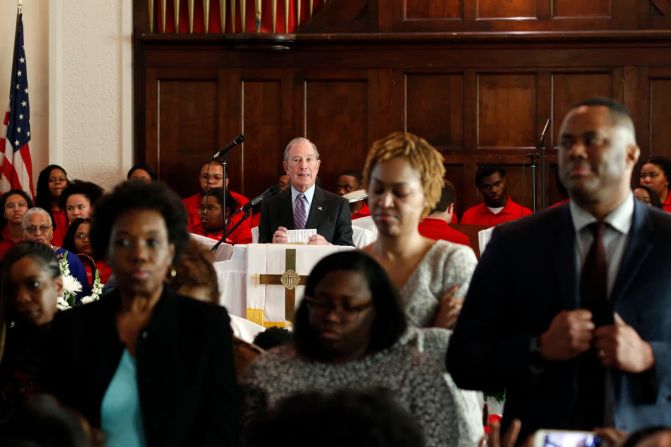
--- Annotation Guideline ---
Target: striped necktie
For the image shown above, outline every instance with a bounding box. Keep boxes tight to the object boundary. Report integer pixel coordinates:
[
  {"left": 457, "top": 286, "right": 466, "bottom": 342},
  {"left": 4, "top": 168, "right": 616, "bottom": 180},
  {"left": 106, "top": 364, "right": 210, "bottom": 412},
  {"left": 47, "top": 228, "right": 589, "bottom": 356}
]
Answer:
[{"left": 294, "top": 193, "right": 307, "bottom": 229}]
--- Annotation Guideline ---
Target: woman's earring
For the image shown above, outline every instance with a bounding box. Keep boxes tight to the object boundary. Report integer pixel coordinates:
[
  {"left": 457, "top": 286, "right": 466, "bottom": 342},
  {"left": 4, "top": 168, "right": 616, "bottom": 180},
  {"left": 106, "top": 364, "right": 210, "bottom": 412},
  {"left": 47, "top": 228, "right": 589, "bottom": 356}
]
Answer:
[{"left": 168, "top": 267, "right": 177, "bottom": 279}]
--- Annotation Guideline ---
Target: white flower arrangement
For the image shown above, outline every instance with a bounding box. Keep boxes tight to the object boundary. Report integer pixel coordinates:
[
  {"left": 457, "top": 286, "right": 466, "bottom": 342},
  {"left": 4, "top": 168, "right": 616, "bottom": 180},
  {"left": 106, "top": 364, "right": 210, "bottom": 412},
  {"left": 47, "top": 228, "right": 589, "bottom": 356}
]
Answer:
[
  {"left": 80, "top": 269, "right": 103, "bottom": 305},
  {"left": 56, "top": 252, "right": 83, "bottom": 310}
]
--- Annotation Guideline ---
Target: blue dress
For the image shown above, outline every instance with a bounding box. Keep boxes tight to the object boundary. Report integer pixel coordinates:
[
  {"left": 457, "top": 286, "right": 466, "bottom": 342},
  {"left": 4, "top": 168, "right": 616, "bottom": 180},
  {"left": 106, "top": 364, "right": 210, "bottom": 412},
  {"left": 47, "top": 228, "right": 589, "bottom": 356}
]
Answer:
[{"left": 101, "top": 349, "right": 147, "bottom": 447}]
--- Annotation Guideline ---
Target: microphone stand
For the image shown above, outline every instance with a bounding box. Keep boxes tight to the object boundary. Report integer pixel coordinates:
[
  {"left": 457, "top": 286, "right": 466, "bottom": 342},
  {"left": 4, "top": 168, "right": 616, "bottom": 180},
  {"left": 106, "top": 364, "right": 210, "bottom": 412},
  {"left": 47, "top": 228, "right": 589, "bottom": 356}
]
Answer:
[
  {"left": 212, "top": 207, "right": 253, "bottom": 252},
  {"left": 534, "top": 118, "right": 551, "bottom": 211},
  {"left": 528, "top": 151, "right": 538, "bottom": 212}
]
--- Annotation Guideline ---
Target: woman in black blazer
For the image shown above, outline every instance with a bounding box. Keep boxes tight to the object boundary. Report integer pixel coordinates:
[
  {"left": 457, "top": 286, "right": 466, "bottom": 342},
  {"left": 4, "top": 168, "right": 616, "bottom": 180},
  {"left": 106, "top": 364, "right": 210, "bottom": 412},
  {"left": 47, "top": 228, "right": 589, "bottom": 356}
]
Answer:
[{"left": 46, "top": 180, "right": 240, "bottom": 447}]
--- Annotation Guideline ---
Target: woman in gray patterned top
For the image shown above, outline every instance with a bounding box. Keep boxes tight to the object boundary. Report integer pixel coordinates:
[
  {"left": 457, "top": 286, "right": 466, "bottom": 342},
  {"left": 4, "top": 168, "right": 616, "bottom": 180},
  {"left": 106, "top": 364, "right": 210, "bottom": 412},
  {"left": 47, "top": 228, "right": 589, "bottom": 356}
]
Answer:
[
  {"left": 242, "top": 251, "right": 465, "bottom": 447},
  {"left": 361, "top": 132, "right": 483, "bottom": 445}
]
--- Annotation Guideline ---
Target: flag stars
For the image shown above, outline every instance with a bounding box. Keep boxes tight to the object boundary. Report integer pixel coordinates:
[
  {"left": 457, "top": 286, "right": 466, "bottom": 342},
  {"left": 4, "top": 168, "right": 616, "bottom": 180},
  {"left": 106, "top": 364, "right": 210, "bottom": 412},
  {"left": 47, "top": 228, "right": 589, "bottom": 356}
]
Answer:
[
  {"left": 17, "top": 70, "right": 22, "bottom": 77},
  {"left": 27, "top": 131, "right": 30, "bottom": 137},
  {"left": 19, "top": 114, "right": 24, "bottom": 120},
  {"left": 21, "top": 101, "right": 26, "bottom": 107},
  {"left": 17, "top": 128, "right": 21, "bottom": 133},
  {"left": 19, "top": 57, "right": 25, "bottom": 63},
  {"left": 14, "top": 140, "right": 19, "bottom": 146}
]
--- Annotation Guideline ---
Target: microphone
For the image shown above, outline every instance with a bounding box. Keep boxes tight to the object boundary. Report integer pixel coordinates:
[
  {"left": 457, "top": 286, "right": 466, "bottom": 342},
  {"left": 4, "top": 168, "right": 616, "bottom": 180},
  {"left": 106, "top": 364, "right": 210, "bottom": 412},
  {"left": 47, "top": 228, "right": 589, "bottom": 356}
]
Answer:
[
  {"left": 537, "top": 118, "right": 550, "bottom": 148},
  {"left": 211, "top": 134, "right": 245, "bottom": 160},
  {"left": 240, "top": 184, "right": 280, "bottom": 213}
]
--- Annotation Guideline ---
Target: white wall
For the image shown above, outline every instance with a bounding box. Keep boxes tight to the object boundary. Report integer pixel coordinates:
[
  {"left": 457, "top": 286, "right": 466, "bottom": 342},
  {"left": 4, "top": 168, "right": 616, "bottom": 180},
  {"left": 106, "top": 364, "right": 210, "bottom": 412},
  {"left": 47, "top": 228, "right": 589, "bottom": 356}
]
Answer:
[{"left": 0, "top": 1, "right": 132, "bottom": 192}]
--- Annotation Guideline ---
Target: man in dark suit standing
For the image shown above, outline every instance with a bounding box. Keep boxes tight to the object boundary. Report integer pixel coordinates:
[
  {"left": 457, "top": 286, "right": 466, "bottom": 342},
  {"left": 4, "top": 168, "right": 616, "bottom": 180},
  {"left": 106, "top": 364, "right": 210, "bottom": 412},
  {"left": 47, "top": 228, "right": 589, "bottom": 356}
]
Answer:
[
  {"left": 259, "top": 137, "right": 353, "bottom": 246},
  {"left": 447, "top": 98, "right": 671, "bottom": 440}
]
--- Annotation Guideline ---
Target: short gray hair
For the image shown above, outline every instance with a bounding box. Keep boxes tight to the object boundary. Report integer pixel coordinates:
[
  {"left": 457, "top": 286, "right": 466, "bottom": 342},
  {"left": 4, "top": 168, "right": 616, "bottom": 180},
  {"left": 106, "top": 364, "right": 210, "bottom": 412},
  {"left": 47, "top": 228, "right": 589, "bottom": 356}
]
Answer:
[
  {"left": 283, "top": 137, "right": 320, "bottom": 161},
  {"left": 22, "top": 207, "right": 52, "bottom": 229}
]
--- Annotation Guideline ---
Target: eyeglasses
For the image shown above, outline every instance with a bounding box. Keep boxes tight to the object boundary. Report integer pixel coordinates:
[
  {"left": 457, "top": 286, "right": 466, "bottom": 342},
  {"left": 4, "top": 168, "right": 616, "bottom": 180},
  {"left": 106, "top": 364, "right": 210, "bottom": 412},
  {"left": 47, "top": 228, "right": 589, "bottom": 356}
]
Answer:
[
  {"left": 5, "top": 202, "right": 28, "bottom": 210},
  {"left": 76, "top": 232, "right": 89, "bottom": 240},
  {"left": 25, "top": 225, "right": 52, "bottom": 235},
  {"left": 304, "top": 296, "right": 373, "bottom": 319},
  {"left": 200, "top": 174, "right": 224, "bottom": 182}
]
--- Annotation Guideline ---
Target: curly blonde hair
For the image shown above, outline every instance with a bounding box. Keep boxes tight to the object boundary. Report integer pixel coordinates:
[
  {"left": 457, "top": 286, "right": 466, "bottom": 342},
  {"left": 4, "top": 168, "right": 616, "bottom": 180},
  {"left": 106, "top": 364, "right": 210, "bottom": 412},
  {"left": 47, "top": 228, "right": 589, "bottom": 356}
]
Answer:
[{"left": 362, "top": 132, "right": 445, "bottom": 218}]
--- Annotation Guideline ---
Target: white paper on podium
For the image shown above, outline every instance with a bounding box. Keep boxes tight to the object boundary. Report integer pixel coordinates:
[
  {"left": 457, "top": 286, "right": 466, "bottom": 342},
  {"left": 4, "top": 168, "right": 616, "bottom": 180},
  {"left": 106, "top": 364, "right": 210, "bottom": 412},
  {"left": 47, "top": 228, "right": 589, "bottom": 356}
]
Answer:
[
  {"left": 478, "top": 227, "right": 495, "bottom": 255},
  {"left": 286, "top": 229, "right": 317, "bottom": 244}
]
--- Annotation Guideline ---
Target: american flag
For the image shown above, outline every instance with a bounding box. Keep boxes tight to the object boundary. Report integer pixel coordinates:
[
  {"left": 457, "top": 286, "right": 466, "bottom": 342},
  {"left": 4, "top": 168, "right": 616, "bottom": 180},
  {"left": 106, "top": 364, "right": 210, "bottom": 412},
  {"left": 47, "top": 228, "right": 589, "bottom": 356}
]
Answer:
[{"left": 0, "top": 10, "right": 34, "bottom": 198}]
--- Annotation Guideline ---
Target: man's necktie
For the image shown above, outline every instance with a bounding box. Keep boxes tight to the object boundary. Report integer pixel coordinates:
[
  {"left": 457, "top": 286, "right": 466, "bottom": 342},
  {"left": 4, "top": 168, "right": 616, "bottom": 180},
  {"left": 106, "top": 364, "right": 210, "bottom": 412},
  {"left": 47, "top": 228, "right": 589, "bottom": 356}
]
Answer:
[
  {"left": 581, "top": 221, "right": 611, "bottom": 326},
  {"left": 294, "top": 193, "right": 307, "bottom": 229},
  {"left": 574, "top": 221, "right": 610, "bottom": 428}
]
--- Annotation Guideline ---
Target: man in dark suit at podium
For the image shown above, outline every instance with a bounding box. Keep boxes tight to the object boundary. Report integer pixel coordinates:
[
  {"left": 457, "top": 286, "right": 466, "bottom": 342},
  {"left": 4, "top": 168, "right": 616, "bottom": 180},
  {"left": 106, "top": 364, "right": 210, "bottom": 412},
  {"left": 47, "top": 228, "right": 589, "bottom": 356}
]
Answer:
[
  {"left": 258, "top": 137, "right": 353, "bottom": 246},
  {"left": 447, "top": 98, "right": 671, "bottom": 440}
]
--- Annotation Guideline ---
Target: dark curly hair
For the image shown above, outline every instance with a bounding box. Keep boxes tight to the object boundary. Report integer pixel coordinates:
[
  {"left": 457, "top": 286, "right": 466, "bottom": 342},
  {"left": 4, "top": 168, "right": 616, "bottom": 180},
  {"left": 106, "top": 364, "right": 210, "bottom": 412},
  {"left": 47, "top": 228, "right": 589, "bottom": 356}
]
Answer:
[
  {"left": 247, "top": 389, "right": 424, "bottom": 447},
  {"left": 645, "top": 156, "right": 671, "bottom": 185},
  {"left": 35, "top": 165, "right": 68, "bottom": 211},
  {"left": 204, "top": 187, "right": 238, "bottom": 212},
  {"left": 127, "top": 163, "right": 157, "bottom": 181},
  {"left": 0, "top": 189, "right": 33, "bottom": 235},
  {"left": 90, "top": 181, "right": 189, "bottom": 263},
  {"left": 293, "top": 251, "right": 407, "bottom": 361},
  {"left": 62, "top": 218, "right": 91, "bottom": 255},
  {"left": 475, "top": 164, "right": 506, "bottom": 188},
  {"left": 58, "top": 180, "right": 104, "bottom": 212}
]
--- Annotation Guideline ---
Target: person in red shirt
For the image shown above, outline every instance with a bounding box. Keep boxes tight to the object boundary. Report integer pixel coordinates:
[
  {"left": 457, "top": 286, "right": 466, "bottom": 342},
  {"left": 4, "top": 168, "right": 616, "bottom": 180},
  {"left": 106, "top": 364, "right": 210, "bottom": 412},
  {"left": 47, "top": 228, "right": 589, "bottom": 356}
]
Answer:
[
  {"left": 191, "top": 187, "right": 252, "bottom": 244},
  {"left": 0, "top": 189, "right": 33, "bottom": 259},
  {"left": 418, "top": 180, "right": 471, "bottom": 247},
  {"left": 336, "top": 170, "right": 370, "bottom": 220},
  {"left": 182, "top": 160, "right": 249, "bottom": 231},
  {"left": 35, "top": 165, "right": 70, "bottom": 247},
  {"left": 461, "top": 164, "right": 532, "bottom": 227},
  {"left": 639, "top": 156, "right": 671, "bottom": 212}
]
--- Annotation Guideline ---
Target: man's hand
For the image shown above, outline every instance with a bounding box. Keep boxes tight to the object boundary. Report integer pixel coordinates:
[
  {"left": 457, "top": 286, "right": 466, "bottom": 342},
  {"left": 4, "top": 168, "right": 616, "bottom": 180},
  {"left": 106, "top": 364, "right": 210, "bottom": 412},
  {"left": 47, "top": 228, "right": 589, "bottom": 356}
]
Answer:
[
  {"left": 272, "top": 226, "right": 289, "bottom": 244},
  {"left": 594, "top": 313, "right": 655, "bottom": 373},
  {"left": 540, "top": 310, "right": 594, "bottom": 361},
  {"left": 307, "top": 234, "right": 330, "bottom": 245},
  {"left": 433, "top": 286, "right": 462, "bottom": 329}
]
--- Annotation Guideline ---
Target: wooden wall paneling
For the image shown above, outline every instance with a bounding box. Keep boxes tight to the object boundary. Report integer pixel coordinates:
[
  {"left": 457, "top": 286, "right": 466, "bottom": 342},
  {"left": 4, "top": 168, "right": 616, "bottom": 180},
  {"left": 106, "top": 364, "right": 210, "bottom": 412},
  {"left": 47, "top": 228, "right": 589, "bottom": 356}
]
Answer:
[
  {"left": 552, "top": 0, "right": 611, "bottom": 18},
  {"left": 445, "top": 164, "right": 466, "bottom": 216},
  {"left": 476, "top": 0, "right": 538, "bottom": 19},
  {"left": 364, "top": 69, "right": 394, "bottom": 146},
  {"left": 155, "top": 70, "right": 220, "bottom": 198},
  {"left": 477, "top": 73, "right": 538, "bottom": 149},
  {"left": 550, "top": 71, "right": 615, "bottom": 147},
  {"left": 647, "top": 67, "right": 671, "bottom": 160},
  {"left": 404, "top": 72, "right": 464, "bottom": 150},
  {"left": 535, "top": 71, "right": 552, "bottom": 209},
  {"left": 237, "top": 70, "right": 294, "bottom": 197},
  {"left": 145, "top": 67, "right": 159, "bottom": 174},
  {"left": 404, "top": 0, "right": 463, "bottom": 20},
  {"left": 299, "top": 70, "right": 372, "bottom": 193}
]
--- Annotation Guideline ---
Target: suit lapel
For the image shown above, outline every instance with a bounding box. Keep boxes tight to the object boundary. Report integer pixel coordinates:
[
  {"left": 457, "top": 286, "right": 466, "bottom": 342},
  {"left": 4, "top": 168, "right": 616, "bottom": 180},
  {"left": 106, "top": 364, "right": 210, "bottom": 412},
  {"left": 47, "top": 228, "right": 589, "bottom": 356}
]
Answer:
[
  {"left": 553, "top": 205, "right": 580, "bottom": 309},
  {"left": 278, "top": 189, "right": 295, "bottom": 230},
  {"left": 305, "top": 186, "right": 325, "bottom": 229},
  {"left": 610, "top": 200, "right": 653, "bottom": 305}
]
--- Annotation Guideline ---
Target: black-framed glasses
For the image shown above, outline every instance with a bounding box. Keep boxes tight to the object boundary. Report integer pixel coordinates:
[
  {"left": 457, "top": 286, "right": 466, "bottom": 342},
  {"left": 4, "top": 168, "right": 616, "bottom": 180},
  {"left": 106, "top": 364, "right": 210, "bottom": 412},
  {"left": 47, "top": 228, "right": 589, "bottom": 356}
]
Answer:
[{"left": 304, "top": 296, "right": 373, "bottom": 319}]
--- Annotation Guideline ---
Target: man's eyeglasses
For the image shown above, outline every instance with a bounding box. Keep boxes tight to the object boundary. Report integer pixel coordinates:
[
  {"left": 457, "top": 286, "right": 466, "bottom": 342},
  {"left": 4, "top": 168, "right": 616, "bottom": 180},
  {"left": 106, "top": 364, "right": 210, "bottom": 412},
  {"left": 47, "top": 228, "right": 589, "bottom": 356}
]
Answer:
[
  {"left": 25, "top": 225, "right": 52, "bottom": 235},
  {"left": 200, "top": 174, "right": 224, "bottom": 182},
  {"left": 76, "top": 232, "right": 89, "bottom": 240}
]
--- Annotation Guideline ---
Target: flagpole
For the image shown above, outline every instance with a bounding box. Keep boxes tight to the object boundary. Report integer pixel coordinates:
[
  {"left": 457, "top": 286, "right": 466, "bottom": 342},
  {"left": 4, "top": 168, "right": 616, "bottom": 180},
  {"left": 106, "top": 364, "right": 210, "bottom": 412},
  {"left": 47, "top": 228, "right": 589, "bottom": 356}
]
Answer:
[{"left": 18, "top": 0, "right": 23, "bottom": 14}]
